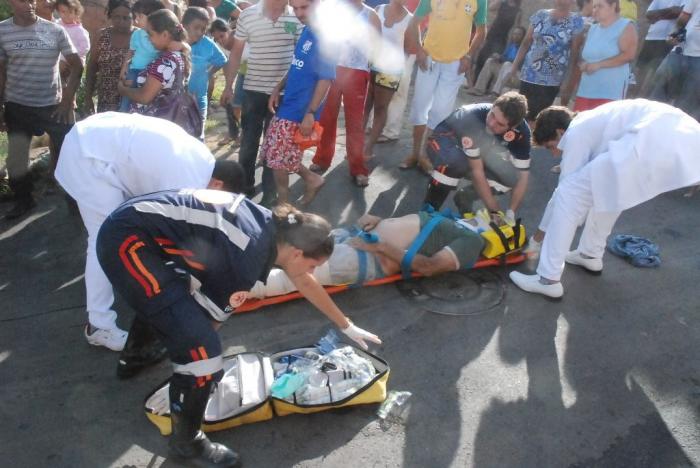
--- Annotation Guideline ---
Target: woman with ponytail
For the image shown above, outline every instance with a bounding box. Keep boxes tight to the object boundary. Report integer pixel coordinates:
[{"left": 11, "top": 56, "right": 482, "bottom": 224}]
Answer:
[
  {"left": 118, "top": 9, "right": 202, "bottom": 136},
  {"left": 97, "top": 189, "right": 381, "bottom": 466}
]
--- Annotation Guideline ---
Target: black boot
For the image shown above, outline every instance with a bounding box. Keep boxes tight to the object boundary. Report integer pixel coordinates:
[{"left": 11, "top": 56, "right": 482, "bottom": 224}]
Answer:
[
  {"left": 117, "top": 316, "right": 168, "bottom": 379},
  {"left": 5, "top": 176, "right": 35, "bottom": 220},
  {"left": 168, "top": 378, "right": 241, "bottom": 467}
]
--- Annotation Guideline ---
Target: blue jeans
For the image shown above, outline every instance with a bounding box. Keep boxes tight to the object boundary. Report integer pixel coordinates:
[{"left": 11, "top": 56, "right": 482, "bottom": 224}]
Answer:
[
  {"left": 678, "top": 55, "right": 700, "bottom": 121},
  {"left": 119, "top": 68, "right": 142, "bottom": 112},
  {"left": 648, "top": 48, "right": 684, "bottom": 105}
]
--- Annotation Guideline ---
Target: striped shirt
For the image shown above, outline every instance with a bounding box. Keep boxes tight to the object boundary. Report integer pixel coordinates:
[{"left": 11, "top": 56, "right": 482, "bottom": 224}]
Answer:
[
  {"left": 0, "top": 17, "right": 77, "bottom": 107},
  {"left": 234, "top": 4, "right": 301, "bottom": 94}
]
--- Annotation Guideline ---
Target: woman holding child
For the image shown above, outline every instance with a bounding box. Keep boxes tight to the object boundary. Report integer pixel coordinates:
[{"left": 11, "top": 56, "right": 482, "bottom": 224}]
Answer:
[{"left": 117, "top": 9, "right": 201, "bottom": 137}]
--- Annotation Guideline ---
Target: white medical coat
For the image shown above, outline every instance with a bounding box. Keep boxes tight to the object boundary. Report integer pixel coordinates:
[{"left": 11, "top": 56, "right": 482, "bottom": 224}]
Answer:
[
  {"left": 556, "top": 99, "right": 700, "bottom": 212},
  {"left": 56, "top": 112, "right": 215, "bottom": 216}
]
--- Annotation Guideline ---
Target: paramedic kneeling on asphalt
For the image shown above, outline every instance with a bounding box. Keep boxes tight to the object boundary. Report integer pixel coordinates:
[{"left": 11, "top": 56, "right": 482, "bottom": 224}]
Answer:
[
  {"left": 510, "top": 99, "right": 700, "bottom": 299},
  {"left": 424, "top": 91, "right": 531, "bottom": 222},
  {"left": 96, "top": 189, "right": 380, "bottom": 467}
]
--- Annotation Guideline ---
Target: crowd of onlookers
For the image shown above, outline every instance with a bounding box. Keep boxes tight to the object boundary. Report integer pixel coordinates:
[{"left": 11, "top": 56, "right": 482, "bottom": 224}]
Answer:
[{"left": 1, "top": 0, "right": 699, "bottom": 220}]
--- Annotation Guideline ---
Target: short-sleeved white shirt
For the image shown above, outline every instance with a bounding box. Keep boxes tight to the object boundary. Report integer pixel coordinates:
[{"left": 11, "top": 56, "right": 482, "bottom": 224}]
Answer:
[
  {"left": 646, "top": 0, "right": 685, "bottom": 40},
  {"left": 682, "top": 0, "right": 700, "bottom": 56}
]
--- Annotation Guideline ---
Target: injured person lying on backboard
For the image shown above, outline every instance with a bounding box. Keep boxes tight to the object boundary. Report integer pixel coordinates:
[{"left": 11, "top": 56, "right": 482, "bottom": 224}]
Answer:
[{"left": 249, "top": 209, "right": 524, "bottom": 299}]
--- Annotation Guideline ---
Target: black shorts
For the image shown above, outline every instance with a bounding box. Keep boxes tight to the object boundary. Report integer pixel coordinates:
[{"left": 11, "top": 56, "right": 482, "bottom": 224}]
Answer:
[
  {"left": 3, "top": 101, "right": 73, "bottom": 146},
  {"left": 518, "top": 81, "right": 560, "bottom": 121}
]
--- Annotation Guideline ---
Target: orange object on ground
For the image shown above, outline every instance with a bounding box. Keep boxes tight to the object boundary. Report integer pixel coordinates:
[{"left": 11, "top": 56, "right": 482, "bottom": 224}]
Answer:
[{"left": 235, "top": 252, "right": 526, "bottom": 314}]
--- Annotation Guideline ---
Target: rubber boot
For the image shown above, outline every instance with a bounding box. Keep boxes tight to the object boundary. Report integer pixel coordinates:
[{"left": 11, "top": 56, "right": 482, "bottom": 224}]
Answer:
[
  {"left": 117, "top": 316, "right": 168, "bottom": 379},
  {"left": 5, "top": 176, "right": 36, "bottom": 220},
  {"left": 168, "top": 377, "right": 241, "bottom": 467}
]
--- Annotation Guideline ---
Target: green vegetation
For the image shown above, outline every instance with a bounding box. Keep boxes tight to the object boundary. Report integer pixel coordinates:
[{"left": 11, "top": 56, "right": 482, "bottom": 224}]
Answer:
[{"left": 0, "top": 4, "right": 11, "bottom": 21}]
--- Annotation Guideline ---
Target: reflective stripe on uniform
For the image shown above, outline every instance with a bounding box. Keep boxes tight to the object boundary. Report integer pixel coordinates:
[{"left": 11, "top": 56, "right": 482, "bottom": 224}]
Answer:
[
  {"left": 431, "top": 170, "right": 461, "bottom": 187},
  {"left": 511, "top": 155, "right": 531, "bottom": 170},
  {"left": 133, "top": 199, "right": 250, "bottom": 251},
  {"left": 465, "top": 148, "right": 481, "bottom": 158},
  {"left": 487, "top": 178, "right": 512, "bottom": 193},
  {"left": 192, "top": 289, "right": 229, "bottom": 322},
  {"left": 173, "top": 354, "right": 224, "bottom": 376}
]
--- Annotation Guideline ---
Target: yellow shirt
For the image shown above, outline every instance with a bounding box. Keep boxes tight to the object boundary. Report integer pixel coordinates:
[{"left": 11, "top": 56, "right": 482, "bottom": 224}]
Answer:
[
  {"left": 620, "top": 0, "right": 637, "bottom": 21},
  {"left": 415, "top": 0, "right": 488, "bottom": 63}
]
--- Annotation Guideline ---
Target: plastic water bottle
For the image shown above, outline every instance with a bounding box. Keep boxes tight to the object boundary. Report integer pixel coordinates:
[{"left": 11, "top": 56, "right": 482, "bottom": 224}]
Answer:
[
  {"left": 315, "top": 329, "right": 340, "bottom": 354},
  {"left": 377, "top": 390, "right": 412, "bottom": 420}
]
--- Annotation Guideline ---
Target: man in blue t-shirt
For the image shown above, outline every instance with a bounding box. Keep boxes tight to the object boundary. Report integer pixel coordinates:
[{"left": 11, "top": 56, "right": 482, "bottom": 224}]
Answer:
[{"left": 261, "top": 0, "right": 336, "bottom": 206}]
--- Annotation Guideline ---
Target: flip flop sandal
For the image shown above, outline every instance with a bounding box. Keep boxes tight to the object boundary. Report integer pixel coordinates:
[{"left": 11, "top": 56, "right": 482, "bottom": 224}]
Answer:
[
  {"left": 399, "top": 157, "right": 418, "bottom": 169},
  {"left": 309, "top": 163, "right": 328, "bottom": 174},
  {"left": 354, "top": 175, "right": 369, "bottom": 187}
]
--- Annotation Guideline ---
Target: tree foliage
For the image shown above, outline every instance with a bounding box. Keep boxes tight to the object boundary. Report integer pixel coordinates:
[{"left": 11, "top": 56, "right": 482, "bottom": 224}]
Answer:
[{"left": 0, "top": 3, "right": 11, "bottom": 21}]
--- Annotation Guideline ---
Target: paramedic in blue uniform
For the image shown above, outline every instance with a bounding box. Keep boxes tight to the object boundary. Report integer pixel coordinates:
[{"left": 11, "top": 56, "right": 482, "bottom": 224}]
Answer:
[
  {"left": 96, "top": 189, "right": 381, "bottom": 467},
  {"left": 423, "top": 92, "right": 531, "bottom": 223}
]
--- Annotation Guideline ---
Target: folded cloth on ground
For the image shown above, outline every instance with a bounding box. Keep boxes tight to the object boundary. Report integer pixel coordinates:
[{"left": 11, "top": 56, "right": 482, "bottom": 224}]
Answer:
[{"left": 607, "top": 235, "right": 660, "bottom": 268}]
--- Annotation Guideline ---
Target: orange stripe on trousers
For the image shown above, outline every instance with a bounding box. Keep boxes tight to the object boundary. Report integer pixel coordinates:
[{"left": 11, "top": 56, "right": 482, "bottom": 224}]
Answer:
[
  {"left": 118, "top": 235, "right": 153, "bottom": 298},
  {"left": 128, "top": 242, "right": 161, "bottom": 295}
]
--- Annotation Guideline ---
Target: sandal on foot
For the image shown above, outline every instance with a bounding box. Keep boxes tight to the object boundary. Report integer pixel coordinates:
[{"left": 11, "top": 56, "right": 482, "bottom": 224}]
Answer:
[
  {"left": 399, "top": 156, "right": 417, "bottom": 169},
  {"left": 309, "top": 163, "right": 327, "bottom": 174},
  {"left": 299, "top": 178, "right": 325, "bottom": 206},
  {"left": 353, "top": 175, "right": 369, "bottom": 187}
]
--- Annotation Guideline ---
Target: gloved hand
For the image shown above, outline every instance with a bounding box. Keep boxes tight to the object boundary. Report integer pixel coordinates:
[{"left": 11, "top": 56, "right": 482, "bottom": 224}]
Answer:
[
  {"left": 505, "top": 209, "right": 516, "bottom": 226},
  {"left": 150, "top": 390, "right": 170, "bottom": 415},
  {"left": 341, "top": 322, "right": 382, "bottom": 350}
]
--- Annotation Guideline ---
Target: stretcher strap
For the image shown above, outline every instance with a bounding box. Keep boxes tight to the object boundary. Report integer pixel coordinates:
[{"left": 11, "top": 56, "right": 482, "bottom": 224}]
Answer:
[
  {"left": 489, "top": 221, "right": 512, "bottom": 255},
  {"left": 513, "top": 218, "right": 522, "bottom": 250},
  {"left": 352, "top": 250, "right": 368, "bottom": 289},
  {"left": 401, "top": 215, "right": 443, "bottom": 279},
  {"left": 350, "top": 229, "right": 380, "bottom": 288}
]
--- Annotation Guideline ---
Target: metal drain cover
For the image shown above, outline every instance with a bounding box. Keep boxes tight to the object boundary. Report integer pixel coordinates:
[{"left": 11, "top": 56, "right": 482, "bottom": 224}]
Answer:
[{"left": 396, "top": 269, "right": 505, "bottom": 316}]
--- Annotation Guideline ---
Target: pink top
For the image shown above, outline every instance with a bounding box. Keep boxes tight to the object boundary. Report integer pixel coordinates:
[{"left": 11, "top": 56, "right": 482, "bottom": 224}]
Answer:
[{"left": 57, "top": 19, "right": 90, "bottom": 62}]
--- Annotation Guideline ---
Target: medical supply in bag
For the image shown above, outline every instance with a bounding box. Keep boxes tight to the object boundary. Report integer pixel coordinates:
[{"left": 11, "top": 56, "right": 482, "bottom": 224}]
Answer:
[
  {"left": 315, "top": 329, "right": 340, "bottom": 354},
  {"left": 271, "top": 341, "right": 377, "bottom": 406},
  {"left": 144, "top": 341, "right": 389, "bottom": 435}
]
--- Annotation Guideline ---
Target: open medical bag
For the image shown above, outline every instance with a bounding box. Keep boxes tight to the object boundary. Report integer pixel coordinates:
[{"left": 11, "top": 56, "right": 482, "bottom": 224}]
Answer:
[{"left": 144, "top": 345, "right": 389, "bottom": 435}]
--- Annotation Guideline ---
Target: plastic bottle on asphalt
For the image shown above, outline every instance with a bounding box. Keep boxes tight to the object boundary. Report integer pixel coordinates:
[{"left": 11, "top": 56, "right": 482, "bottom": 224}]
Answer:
[{"left": 377, "top": 390, "right": 412, "bottom": 420}]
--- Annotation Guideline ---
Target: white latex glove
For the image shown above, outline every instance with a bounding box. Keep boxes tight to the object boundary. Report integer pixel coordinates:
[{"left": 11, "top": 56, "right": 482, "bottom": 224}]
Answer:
[
  {"left": 150, "top": 390, "right": 170, "bottom": 416},
  {"left": 505, "top": 209, "right": 516, "bottom": 226},
  {"left": 341, "top": 323, "right": 382, "bottom": 350}
]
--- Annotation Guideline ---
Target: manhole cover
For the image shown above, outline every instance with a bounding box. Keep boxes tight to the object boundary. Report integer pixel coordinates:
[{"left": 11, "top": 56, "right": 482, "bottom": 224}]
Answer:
[{"left": 396, "top": 269, "right": 505, "bottom": 316}]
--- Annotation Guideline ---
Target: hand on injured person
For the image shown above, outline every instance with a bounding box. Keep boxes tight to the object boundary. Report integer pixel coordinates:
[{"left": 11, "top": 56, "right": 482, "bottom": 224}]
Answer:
[{"left": 341, "top": 322, "right": 382, "bottom": 350}]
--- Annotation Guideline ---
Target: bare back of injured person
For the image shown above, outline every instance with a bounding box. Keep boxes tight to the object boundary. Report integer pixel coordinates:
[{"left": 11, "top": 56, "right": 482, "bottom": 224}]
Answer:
[{"left": 250, "top": 211, "right": 485, "bottom": 297}]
